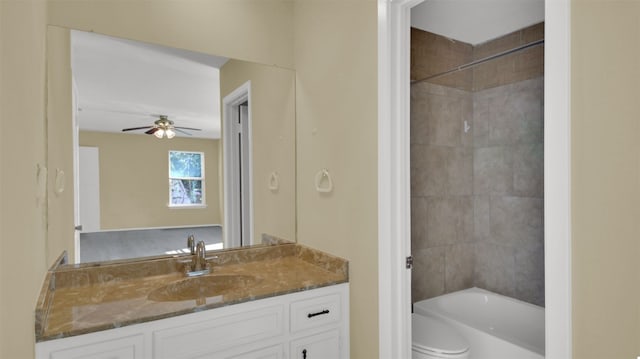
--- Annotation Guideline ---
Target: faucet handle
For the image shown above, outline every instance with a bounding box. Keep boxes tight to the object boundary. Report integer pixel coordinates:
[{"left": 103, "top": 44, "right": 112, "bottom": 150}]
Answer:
[{"left": 187, "top": 234, "right": 195, "bottom": 254}]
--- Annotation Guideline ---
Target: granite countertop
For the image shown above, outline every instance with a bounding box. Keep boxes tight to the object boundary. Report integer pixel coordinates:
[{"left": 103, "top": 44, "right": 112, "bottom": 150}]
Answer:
[{"left": 35, "top": 243, "right": 348, "bottom": 342}]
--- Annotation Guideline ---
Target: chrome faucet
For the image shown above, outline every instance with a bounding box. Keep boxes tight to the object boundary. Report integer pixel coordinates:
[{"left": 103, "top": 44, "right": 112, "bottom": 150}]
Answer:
[
  {"left": 182, "top": 240, "right": 210, "bottom": 277},
  {"left": 194, "top": 241, "right": 207, "bottom": 271},
  {"left": 187, "top": 234, "right": 196, "bottom": 255}
]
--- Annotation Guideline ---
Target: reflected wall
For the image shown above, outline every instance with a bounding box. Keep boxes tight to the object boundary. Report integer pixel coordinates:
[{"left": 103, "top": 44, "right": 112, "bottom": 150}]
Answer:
[{"left": 79, "top": 131, "right": 222, "bottom": 229}]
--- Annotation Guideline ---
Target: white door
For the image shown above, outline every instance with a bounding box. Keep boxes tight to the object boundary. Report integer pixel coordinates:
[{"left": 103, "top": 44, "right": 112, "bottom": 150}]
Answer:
[{"left": 78, "top": 146, "right": 101, "bottom": 233}]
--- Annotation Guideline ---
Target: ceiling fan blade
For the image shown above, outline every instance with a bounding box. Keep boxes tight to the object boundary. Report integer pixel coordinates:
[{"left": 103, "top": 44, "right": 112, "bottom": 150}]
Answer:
[
  {"left": 174, "top": 128, "right": 193, "bottom": 136},
  {"left": 145, "top": 127, "right": 159, "bottom": 135},
  {"left": 174, "top": 126, "right": 202, "bottom": 131},
  {"left": 122, "top": 126, "right": 153, "bottom": 132}
]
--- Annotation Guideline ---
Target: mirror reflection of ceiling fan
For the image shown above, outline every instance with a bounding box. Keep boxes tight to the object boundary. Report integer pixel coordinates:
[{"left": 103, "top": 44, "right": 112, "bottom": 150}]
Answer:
[{"left": 121, "top": 115, "right": 202, "bottom": 139}]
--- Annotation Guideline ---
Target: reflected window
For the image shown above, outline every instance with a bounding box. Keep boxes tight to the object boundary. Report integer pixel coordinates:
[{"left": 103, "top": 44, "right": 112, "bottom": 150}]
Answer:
[{"left": 169, "top": 151, "right": 205, "bottom": 207}]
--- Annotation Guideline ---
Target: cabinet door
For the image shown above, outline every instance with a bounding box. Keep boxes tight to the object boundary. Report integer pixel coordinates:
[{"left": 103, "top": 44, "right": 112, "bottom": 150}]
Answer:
[
  {"left": 153, "top": 305, "right": 284, "bottom": 359},
  {"left": 290, "top": 330, "right": 341, "bottom": 359},
  {"left": 215, "top": 344, "right": 284, "bottom": 359},
  {"left": 42, "top": 334, "right": 144, "bottom": 359}
]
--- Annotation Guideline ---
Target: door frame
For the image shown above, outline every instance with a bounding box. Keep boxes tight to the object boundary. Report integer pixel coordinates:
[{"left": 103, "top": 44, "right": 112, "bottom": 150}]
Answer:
[
  {"left": 222, "top": 81, "right": 254, "bottom": 248},
  {"left": 72, "top": 77, "right": 81, "bottom": 263},
  {"left": 376, "top": 1, "right": 573, "bottom": 358}
]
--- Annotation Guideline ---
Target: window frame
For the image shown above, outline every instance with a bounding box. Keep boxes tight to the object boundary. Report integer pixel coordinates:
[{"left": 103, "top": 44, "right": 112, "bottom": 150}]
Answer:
[{"left": 168, "top": 150, "right": 206, "bottom": 208}]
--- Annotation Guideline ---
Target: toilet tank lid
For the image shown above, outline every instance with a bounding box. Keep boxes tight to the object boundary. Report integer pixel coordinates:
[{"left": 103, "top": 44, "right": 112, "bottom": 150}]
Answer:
[{"left": 412, "top": 313, "right": 469, "bottom": 355}]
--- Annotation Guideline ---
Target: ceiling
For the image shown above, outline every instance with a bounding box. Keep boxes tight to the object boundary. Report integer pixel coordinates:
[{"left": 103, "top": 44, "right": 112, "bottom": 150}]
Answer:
[
  {"left": 411, "top": 0, "right": 545, "bottom": 45},
  {"left": 71, "top": 30, "right": 228, "bottom": 139}
]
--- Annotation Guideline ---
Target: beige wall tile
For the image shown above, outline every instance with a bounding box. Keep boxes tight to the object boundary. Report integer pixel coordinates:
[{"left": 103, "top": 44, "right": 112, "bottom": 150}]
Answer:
[
  {"left": 472, "top": 22, "right": 544, "bottom": 91},
  {"left": 460, "top": 95, "right": 474, "bottom": 147},
  {"left": 514, "top": 46, "right": 545, "bottom": 81},
  {"left": 457, "top": 196, "right": 475, "bottom": 243},
  {"left": 487, "top": 80, "right": 543, "bottom": 146},
  {"left": 447, "top": 147, "right": 474, "bottom": 195},
  {"left": 515, "top": 246, "right": 545, "bottom": 306},
  {"left": 474, "top": 146, "right": 514, "bottom": 195},
  {"left": 427, "top": 94, "right": 465, "bottom": 146},
  {"left": 411, "top": 145, "right": 448, "bottom": 196},
  {"left": 474, "top": 242, "right": 516, "bottom": 298},
  {"left": 474, "top": 31, "right": 521, "bottom": 60},
  {"left": 412, "top": 247, "right": 446, "bottom": 303},
  {"left": 411, "top": 197, "right": 428, "bottom": 252},
  {"left": 445, "top": 244, "right": 475, "bottom": 292},
  {"left": 490, "top": 196, "right": 544, "bottom": 252},
  {"left": 425, "top": 197, "right": 459, "bottom": 247},
  {"left": 512, "top": 143, "right": 544, "bottom": 197},
  {"left": 472, "top": 95, "right": 490, "bottom": 147},
  {"left": 425, "top": 196, "right": 473, "bottom": 246},
  {"left": 411, "top": 27, "right": 473, "bottom": 85},
  {"left": 474, "top": 195, "right": 491, "bottom": 241},
  {"left": 411, "top": 82, "right": 431, "bottom": 145},
  {"left": 522, "top": 22, "right": 545, "bottom": 44},
  {"left": 428, "top": 70, "right": 473, "bottom": 91}
]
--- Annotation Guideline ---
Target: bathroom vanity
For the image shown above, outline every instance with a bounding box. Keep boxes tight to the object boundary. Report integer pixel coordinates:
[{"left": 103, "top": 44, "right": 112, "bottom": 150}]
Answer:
[{"left": 35, "top": 243, "right": 349, "bottom": 359}]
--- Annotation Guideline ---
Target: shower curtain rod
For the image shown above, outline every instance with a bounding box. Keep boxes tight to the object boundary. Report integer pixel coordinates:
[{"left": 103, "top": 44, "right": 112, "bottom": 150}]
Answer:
[{"left": 411, "top": 38, "right": 545, "bottom": 85}]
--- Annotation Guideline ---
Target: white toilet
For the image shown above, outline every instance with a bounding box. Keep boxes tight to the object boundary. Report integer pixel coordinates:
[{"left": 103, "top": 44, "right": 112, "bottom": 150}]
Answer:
[{"left": 412, "top": 313, "right": 470, "bottom": 359}]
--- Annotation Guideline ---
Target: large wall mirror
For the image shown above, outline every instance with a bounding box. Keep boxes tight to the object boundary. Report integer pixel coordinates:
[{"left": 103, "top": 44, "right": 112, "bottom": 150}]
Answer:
[{"left": 46, "top": 25, "right": 296, "bottom": 264}]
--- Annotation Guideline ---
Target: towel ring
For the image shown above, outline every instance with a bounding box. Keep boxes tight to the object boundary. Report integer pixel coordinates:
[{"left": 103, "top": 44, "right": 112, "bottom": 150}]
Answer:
[
  {"left": 315, "top": 169, "right": 333, "bottom": 193},
  {"left": 54, "top": 169, "right": 65, "bottom": 195},
  {"left": 268, "top": 172, "right": 279, "bottom": 191}
]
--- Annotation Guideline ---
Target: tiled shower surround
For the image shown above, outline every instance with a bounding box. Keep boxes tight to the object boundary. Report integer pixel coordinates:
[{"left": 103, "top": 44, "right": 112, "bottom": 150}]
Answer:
[{"left": 410, "top": 24, "right": 544, "bottom": 306}]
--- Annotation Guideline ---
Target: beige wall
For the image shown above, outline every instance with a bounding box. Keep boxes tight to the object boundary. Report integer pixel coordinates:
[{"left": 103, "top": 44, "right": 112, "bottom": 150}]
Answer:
[
  {"left": 571, "top": 1, "right": 640, "bottom": 357},
  {"left": 293, "top": 1, "right": 379, "bottom": 358},
  {"left": 46, "top": 26, "right": 75, "bottom": 264},
  {"left": 47, "top": 0, "right": 294, "bottom": 69},
  {"left": 0, "top": 1, "right": 48, "bottom": 359},
  {"left": 80, "top": 131, "right": 221, "bottom": 230},
  {"left": 220, "top": 59, "right": 296, "bottom": 243}
]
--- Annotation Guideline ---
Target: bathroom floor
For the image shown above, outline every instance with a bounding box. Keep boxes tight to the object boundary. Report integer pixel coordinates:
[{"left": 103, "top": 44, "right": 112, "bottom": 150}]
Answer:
[{"left": 79, "top": 226, "right": 223, "bottom": 263}]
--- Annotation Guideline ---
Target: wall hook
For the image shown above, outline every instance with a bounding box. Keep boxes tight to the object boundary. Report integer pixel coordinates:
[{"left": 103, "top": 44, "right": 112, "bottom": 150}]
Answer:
[
  {"left": 268, "top": 172, "right": 279, "bottom": 191},
  {"left": 54, "top": 169, "right": 65, "bottom": 195},
  {"left": 315, "top": 169, "right": 333, "bottom": 193},
  {"left": 464, "top": 120, "right": 471, "bottom": 133}
]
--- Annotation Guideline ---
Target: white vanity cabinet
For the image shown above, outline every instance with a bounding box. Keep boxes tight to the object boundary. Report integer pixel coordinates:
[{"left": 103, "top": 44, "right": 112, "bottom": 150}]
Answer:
[{"left": 36, "top": 283, "right": 349, "bottom": 359}]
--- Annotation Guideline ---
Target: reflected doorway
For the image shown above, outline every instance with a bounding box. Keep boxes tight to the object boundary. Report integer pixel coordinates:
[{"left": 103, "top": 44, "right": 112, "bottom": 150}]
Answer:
[{"left": 223, "top": 81, "right": 254, "bottom": 248}]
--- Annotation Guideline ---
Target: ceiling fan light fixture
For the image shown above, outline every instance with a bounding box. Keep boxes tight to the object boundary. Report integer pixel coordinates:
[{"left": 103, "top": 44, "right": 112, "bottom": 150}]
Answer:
[{"left": 122, "top": 115, "right": 196, "bottom": 139}]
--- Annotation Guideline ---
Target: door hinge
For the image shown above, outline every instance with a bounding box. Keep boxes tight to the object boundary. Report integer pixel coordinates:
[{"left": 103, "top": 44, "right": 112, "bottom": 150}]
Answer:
[{"left": 406, "top": 256, "right": 413, "bottom": 269}]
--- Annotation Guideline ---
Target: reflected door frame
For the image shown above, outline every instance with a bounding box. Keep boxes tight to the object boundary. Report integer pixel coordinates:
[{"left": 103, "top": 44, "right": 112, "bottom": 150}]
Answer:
[
  {"left": 222, "top": 81, "right": 254, "bottom": 248},
  {"left": 72, "top": 77, "right": 82, "bottom": 263}
]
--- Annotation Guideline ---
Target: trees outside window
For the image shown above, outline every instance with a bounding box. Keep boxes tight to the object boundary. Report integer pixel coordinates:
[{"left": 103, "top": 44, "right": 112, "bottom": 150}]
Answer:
[{"left": 169, "top": 151, "right": 205, "bottom": 206}]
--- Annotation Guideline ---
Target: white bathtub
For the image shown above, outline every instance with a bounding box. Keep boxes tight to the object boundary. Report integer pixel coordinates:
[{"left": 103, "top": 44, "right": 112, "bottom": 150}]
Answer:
[{"left": 413, "top": 287, "right": 545, "bottom": 359}]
